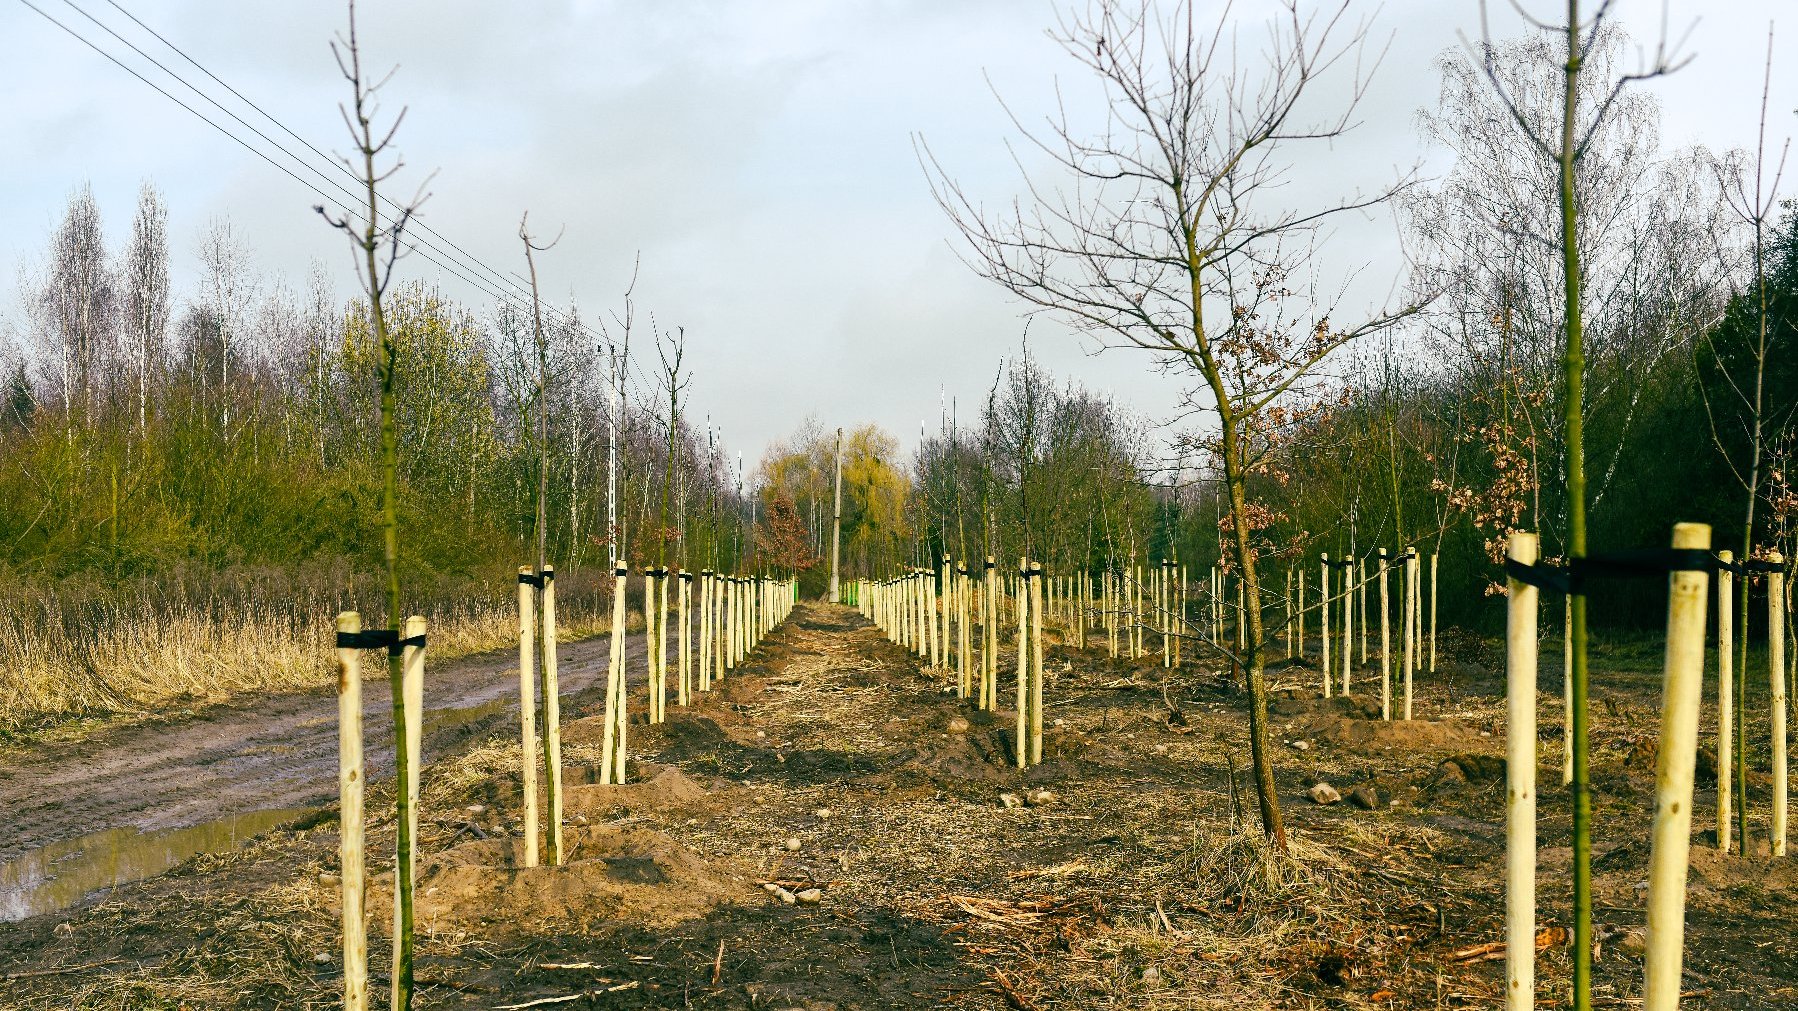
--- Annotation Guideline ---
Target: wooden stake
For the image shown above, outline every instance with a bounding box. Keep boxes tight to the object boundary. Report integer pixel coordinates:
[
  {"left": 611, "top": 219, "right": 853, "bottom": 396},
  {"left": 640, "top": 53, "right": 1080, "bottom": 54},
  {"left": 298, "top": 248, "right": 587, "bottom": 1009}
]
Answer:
[
  {"left": 1342, "top": 559, "right": 1354, "bottom": 697},
  {"left": 1716, "top": 552, "right": 1733, "bottom": 853},
  {"left": 1030, "top": 562, "right": 1045, "bottom": 766},
  {"left": 1016, "top": 557, "right": 1030, "bottom": 769},
  {"left": 335, "top": 612, "right": 368, "bottom": 1011},
  {"left": 678, "top": 571, "right": 691, "bottom": 706},
  {"left": 516, "top": 568, "right": 539, "bottom": 867},
  {"left": 1641, "top": 523, "right": 1712, "bottom": 1010},
  {"left": 1772, "top": 552, "right": 1788, "bottom": 858},
  {"left": 1321, "top": 555, "right": 1332, "bottom": 698},
  {"left": 1564, "top": 594, "right": 1575, "bottom": 787},
  {"left": 539, "top": 571, "right": 563, "bottom": 865},
  {"left": 1379, "top": 549, "right": 1391, "bottom": 721},
  {"left": 1504, "top": 533, "right": 1540, "bottom": 1011},
  {"left": 600, "top": 565, "right": 628, "bottom": 786},
  {"left": 1403, "top": 549, "right": 1416, "bottom": 721}
]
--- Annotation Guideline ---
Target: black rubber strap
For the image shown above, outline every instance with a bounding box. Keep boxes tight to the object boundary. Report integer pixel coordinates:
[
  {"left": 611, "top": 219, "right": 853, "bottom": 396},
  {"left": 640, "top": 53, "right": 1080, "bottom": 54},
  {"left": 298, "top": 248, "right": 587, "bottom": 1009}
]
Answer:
[
  {"left": 335, "top": 630, "right": 428, "bottom": 655},
  {"left": 518, "top": 572, "right": 542, "bottom": 587},
  {"left": 1505, "top": 549, "right": 1728, "bottom": 595},
  {"left": 681, "top": 572, "right": 694, "bottom": 582},
  {"left": 1743, "top": 559, "right": 1785, "bottom": 574}
]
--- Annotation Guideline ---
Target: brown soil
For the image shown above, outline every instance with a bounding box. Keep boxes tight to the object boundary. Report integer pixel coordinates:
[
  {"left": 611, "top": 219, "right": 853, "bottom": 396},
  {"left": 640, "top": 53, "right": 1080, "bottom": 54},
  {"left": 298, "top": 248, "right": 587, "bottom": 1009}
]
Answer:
[{"left": 2, "top": 603, "right": 1796, "bottom": 1009}]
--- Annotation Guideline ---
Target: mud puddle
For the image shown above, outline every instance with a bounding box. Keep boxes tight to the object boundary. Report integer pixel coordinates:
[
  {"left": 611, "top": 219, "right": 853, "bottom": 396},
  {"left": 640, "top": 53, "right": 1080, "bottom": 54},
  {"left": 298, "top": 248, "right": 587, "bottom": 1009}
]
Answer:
[{"left": 1, "top": 806, "right": 314, "bottom": 922}]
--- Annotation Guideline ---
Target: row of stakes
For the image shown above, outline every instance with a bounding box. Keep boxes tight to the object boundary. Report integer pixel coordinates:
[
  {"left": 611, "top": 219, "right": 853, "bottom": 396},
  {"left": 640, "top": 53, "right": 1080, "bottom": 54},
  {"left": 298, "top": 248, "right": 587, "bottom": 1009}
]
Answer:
[
  {"left": 864, "top": 537, "right": 1789, "bottom": 1011},
  {"left": 856, "top": 548, "right": 1450, "bottom": 768},
  {"left": 329, "top": 566, "right": 796, "bottom": 1011}
]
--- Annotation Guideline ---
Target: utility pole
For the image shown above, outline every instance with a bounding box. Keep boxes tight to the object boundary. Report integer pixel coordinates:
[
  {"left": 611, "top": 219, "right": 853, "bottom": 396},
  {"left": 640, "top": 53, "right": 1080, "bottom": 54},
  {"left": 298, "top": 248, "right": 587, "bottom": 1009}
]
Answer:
[{"left": 830, "top": 427, "right": 844, "bottom": 602}]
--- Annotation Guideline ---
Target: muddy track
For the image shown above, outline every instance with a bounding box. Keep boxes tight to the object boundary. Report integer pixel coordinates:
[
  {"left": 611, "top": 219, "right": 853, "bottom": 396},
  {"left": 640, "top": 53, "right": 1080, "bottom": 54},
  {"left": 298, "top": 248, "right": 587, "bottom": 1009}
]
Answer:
[{"left": 0, "top": 631, "right": 648, "bottom": 866}]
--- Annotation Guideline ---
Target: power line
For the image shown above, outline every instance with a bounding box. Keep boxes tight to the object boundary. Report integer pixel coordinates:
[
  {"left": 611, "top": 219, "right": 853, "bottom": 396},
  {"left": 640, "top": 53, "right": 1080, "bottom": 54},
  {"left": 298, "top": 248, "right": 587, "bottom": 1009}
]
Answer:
[
  {"left": 18, "top": 0, "right": 683, "bottom": 421},
  {"left": 31, "top": 0, "right": 632, "bottom": 384}
]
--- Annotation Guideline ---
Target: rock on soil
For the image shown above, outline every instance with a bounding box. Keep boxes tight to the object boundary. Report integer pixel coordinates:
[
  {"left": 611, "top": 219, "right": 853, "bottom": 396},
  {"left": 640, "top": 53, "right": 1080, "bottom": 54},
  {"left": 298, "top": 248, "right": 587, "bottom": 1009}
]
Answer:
[{"left": 1308, "top": 782, "right": 1342, "bottom": 805}]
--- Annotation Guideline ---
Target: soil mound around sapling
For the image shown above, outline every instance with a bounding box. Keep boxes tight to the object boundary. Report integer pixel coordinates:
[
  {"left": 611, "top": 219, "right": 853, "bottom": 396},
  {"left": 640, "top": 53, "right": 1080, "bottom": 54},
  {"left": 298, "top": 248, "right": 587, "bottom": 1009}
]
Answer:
[
  {"left": 1687, "top": 845, "right": 1798, "bottom": 899},
  {"left": 1304, "top": 713, "right": 1487, "bottom": 755},
  {"left": 564, "top": 763, "right": 713, "bottom": 819},
  {"left": 373, "top": 825, "right": 752, "bottom": 936}
]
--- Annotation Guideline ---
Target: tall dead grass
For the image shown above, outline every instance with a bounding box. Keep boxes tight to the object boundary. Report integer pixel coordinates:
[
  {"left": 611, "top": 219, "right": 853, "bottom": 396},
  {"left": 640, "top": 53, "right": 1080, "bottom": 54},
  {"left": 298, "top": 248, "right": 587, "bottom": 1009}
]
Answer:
[{"left": 0, "top": 563, "right": 619, "bottom": 736}]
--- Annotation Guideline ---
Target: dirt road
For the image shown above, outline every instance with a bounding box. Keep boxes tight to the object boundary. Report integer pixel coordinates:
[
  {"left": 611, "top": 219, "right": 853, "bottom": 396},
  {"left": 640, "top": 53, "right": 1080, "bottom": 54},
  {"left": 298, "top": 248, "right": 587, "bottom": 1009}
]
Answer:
[{"left": 0, "top": 631, "right": 644, "bottom": 868}]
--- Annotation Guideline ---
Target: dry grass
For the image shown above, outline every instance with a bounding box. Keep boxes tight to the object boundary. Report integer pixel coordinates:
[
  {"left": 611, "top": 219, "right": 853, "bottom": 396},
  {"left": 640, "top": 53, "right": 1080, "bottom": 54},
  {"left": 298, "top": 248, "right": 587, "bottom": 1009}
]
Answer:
[{"left": 0, "top": 567, "right": 627, "bottom": 736}]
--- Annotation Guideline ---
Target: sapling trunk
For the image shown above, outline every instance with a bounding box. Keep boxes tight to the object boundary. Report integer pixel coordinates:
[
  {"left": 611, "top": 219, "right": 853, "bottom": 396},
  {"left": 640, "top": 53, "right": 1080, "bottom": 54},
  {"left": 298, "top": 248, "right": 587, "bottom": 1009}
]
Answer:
[
  {"left": 1641, "top": 523, "right": 1713, "bottom": 1010},
  {"left": 516, "top": 568, "right": 539, "bottom": 866},
  {"left": 1504, "top": 534, "right": 1540, "bottom": 1011},
  {"left": 335, "top": 612, "right": 368, "bottom": 1011},
  {"left": 1429, "top": 552, "right": 1439, "bottom": 677}
]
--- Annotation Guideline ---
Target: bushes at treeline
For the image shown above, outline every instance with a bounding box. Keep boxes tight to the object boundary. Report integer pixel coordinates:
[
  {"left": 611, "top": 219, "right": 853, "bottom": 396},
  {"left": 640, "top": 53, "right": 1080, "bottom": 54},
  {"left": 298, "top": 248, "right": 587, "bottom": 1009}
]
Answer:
[{"left": 2, "top": 184, "right": 751, "bottom": 597}]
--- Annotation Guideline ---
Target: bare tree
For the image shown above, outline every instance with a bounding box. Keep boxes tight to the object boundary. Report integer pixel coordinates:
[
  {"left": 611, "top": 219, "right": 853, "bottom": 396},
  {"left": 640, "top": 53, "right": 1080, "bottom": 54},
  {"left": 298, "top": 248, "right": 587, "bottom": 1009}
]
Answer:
[
  {"left": 314, "top": 1, "right": 432, "bottom": 1004},
  {"left": 1468, "top": 2, "right": 1689, "bottom": 1006},
  {"left": 1697, "top": 21, "right": 1791, "bottom": 855},
  {"left": 925, "top": 0, "right": 1417, "bottom": 850},
  {"left": 39, "top": 182, "right": 114, "bottom": 436},
  {"left": 198, "top": 216, "right": 255, "bottom": 440},
  {"left": 121, "top": 183, "right": 169, "bottom": 441}
]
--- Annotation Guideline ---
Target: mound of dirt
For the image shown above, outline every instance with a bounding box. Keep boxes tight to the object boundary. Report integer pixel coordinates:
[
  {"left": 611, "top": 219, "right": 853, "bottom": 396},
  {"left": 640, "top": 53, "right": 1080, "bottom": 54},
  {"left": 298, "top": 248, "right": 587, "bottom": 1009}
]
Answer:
[
  {"left": 370, "top": 825, "right": 752, "bottom": 935},
  {"left": 564, "top": 763, "right": 713, "bottom": 818},
  {"left": 1305, "top": 714, "right": 1486, "bottom": 755}
]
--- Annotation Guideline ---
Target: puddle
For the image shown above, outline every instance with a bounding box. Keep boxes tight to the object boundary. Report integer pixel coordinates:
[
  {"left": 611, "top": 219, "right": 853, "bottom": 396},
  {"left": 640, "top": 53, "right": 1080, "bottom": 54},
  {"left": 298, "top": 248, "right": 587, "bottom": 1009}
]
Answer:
[
  {"left": 1, "top": 807, "right": 313, "bottom": 922},
  {"left": 421, "top": 696, "right": 509, "bottom": 736}
]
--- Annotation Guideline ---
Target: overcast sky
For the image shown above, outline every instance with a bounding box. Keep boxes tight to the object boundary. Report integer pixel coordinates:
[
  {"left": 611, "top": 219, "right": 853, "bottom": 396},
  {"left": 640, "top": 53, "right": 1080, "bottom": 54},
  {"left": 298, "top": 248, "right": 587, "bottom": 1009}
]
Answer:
[{"left": 2, "top": 0, "right": 1791, "bottom": 467}]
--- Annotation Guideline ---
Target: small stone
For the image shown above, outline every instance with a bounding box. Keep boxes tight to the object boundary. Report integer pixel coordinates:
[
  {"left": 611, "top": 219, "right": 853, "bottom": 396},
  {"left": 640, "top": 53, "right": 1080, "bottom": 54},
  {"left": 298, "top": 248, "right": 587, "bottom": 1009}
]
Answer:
[
  {"left": 796, "top": 887, "right": 823, "bottom": 905},
  {"left": 1026, "top": 788, "right": 1058, "bottom": 807},
  {"left": 756, "top": 730, "right": 766, "bottom": 740},
  {"left": 776, "top": 887, "right": 797, "bottom": 905},
  {"left": 1153, "top": 743, "right": 1169, "bottom": 755},
  {"left": 813, "top": 807, "right": 833, "bottom": 820},
  {"left": 52, "top": 922, "right": 73, "bottom": 938},
  {"left": 318, "top": 872, "right": 340, "bottom": 887},
  {"left": 1308, "top": 782, "right": 1342, "bottom": 805},
  {"left": 763, "top": 882, "right": 782, "bottom": 894},
  {"left": 999, "top": 792, "right": 1024, "bottom": 809},
  {"left": 1291, "top": 740, "right": 1311, "bottom": 751},
  {"left": 1479, "top": 730, "right": 1492, "bottom": 738},
  {"left": 1618, "top": 928, "right": 1648, "bottom": 958},
  {"left": 1347, "top": 785, "right": 1380, "bottom": 810},
  {"left": 946, "top": 716, "right": 971, "bottom": 733},
  {"left": 1141, "top": 966, "right": 1163, "bottom": 986},
  {"left": 1053, "top": 718, "right": 1066, "bottom": 728},
  {"left": 314, "top": 952, "right": 332, "bottom": 964},
  {"left": 785, "top": 837, "right": 803, "bottom": 851},
  {"left": 464, "top": 804, "right": 486, "bottom": 814}
]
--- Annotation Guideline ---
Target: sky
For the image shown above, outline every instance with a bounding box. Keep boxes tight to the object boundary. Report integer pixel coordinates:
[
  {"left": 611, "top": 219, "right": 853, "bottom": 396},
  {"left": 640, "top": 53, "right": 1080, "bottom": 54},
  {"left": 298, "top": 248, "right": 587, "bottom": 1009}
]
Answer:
[{"left": 1, "top": 0, "right": 1791, "bottom": 468}]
